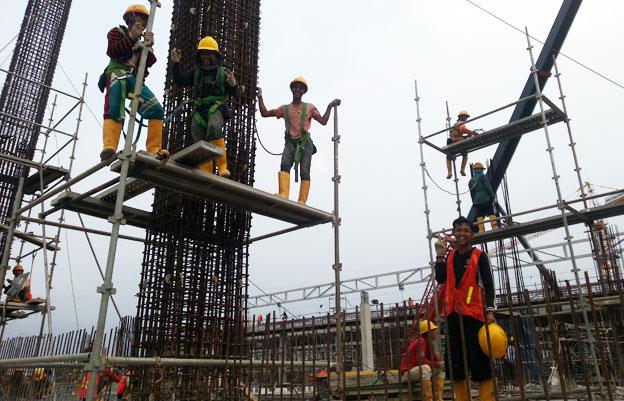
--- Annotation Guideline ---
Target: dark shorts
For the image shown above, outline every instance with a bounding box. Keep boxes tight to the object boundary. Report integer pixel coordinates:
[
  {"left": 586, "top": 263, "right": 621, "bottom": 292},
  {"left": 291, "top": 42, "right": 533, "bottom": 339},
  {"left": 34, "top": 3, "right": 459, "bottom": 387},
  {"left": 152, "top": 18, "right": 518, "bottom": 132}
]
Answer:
[
  {"left": 474, "top": 203, "right": 495, "bottom": 217},
  {"left": 444, "top": 313, "right": 492, "bottom": 382},
  {"left": 446, "top": 138, "right": 467, "bottom": 160}
]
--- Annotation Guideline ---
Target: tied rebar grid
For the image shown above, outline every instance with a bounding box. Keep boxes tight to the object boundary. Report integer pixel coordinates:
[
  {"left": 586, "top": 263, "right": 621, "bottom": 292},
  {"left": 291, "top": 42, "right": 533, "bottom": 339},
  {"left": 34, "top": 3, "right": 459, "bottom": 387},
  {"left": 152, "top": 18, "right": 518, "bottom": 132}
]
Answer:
[
  {"left": 0, "top": 0, "right": 72, "bottom": 251},
  {"left": 132, "top": 1, "right": 260, "bottom": 400}
]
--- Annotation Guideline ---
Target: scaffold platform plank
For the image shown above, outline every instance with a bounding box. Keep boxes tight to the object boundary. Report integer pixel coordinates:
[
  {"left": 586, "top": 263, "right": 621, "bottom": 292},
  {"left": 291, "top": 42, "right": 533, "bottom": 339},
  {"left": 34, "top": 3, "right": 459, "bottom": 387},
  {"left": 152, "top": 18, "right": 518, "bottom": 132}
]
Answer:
[
  {"left": 23, "top": 165, "right": 70, "bottom": 195},
  {"left": 0, "top": 223, "right": 59, "bottom": 251},
  {"left": 111, "top": 151, "right": 335, "bottom": 226},
  {"left": 169, "top": 140, "right": 223, "bottom": 167},
  {"left": 97, "top": 178, "right": 154, "bottom": 203},
  {"left": 442, "top": 107, "right": 566, "bottom": 157},
  {"left": 51, "top": 191, "right": 151, "bottom": 229},
  {"left": 474, "top": 201, "right": 624, "bottom": 243},
  {"left": 0, "top": 299, "right": 54, "bottom": 322}
]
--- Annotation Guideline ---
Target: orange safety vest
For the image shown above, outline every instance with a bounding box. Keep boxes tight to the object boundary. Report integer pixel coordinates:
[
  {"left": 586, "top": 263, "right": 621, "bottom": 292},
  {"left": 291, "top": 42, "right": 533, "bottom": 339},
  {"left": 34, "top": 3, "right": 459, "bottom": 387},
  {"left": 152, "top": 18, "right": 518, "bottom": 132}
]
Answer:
[
  {"left": 449, "top": 121, "right": 468, "bottom": 142},
  {"left": 444, "top": 248, "right": 485, "bottom": 322}
]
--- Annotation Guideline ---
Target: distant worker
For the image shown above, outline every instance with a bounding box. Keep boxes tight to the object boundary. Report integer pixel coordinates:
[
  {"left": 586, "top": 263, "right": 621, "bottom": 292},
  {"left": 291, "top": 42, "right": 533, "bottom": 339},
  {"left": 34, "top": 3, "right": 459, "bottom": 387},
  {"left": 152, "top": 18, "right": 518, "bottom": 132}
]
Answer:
[
  {"left": 257, "top": 78, "right": 341, "bottom": 204},
  {"left": 98, "top": 4, "right": 169, "bottom": 162},
  {"left": 5, "top": 264, "right": 32, "bottom": 303},
  {"left": 399, "top": 320, "right": 445, "bottom": 401},
  {"left": 33, "top": 368, "right": 50, "bottom": 399},
  {"left": 434, "top": 216, "right": 497, "bottom": 401},
  {"left": 170, "top": 36, "right": 238, "bottom": 178},
  {"left": 469, "top": 162, "right": 497, "bottom": 232},
  {"left": 446, "top": 111, "right": 476, "bottom": 179}
]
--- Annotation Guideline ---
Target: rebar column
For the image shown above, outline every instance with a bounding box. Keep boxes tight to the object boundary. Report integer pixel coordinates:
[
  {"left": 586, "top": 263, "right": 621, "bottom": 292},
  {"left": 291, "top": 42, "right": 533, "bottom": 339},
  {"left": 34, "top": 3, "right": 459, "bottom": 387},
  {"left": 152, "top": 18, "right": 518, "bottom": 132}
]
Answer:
[
  {"left": 0, "top": 0, "right": 72, "bottom": 290},
  {"left": 132, "top": 1, "right": 260, "bottom": 400}
]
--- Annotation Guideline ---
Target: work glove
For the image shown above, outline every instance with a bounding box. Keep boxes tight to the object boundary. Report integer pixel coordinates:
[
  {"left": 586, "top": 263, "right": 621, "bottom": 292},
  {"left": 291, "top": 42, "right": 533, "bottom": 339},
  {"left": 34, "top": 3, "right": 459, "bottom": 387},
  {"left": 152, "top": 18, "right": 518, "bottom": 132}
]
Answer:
[
  {"left": 225, "top": 69, "right": 237, "bottom": 87},
  {"left": 256, "top": 87, "right": 263, "bottom": 98},
  {"left": 328, "top": 99, "right": 341, "bottom": 108},
  {"left": 170, "top": 48, "right": 182, "bottom": 64},
  {"left": 434, "top": 237, "right": 448, "bottom": 257},
  {"left": 129, "top": 22, "right": 144, "bottom": 40},
  {"left": 143, "top": 31, "right": 154, "bottom": 46}
]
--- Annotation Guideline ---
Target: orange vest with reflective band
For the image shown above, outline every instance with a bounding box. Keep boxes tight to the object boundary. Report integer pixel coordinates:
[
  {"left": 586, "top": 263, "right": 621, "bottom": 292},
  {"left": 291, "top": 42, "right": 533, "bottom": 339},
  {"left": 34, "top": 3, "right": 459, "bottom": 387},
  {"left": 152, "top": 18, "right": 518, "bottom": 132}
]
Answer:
[{"left": 444, "top": 248, "right": 485, "bottom": 322}]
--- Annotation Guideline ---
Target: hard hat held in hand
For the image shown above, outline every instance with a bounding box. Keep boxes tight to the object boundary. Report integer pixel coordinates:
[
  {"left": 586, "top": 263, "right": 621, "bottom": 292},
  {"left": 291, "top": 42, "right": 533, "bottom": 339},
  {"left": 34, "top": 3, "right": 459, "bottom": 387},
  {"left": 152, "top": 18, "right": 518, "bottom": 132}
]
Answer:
[
  {"left": 478, "top": 322, "right": 508, "bottom": 358},
  {"left": 419, "top": 319, "right": 438, "bottom": 334}
]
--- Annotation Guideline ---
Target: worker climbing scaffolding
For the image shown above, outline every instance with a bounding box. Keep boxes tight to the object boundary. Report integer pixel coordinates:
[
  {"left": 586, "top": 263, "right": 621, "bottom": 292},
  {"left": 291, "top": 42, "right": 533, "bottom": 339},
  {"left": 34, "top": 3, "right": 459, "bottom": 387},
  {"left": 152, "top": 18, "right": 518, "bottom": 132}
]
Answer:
[
  {"left": 446, "top": 111, "right": 476, "bottom": 179},
  {"left": 469, "top": 162, "right": 497, "bottom": 232},
  {"left": 170, "top": 36, "right": 238, "bottom": 178},
  {"left": 98, "top": 4, "right": 169, "bottom": 162},
  {"left": 257, "top": 77, "right": 340, "bottom": 204},
  {"left": 3, "top": 264, "right": 32, "bottom": 303}
]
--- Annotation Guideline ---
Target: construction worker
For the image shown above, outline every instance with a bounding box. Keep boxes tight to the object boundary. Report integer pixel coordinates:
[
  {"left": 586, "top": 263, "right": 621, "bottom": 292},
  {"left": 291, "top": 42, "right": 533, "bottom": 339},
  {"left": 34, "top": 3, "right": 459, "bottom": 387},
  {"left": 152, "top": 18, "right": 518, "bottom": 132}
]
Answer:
[
  {"left": 170, "top": 36, "right": 238, "bottom": 177},
  {"left": 99, "top": 4, "right": 169, "bottom": 162},
  {"left": 6, "top": 264, "right": 32, "bottom": 302},
  {"left": 399, "top": 320, "right": 445, "bottom": 401},
  {"left": 33, "top": 368, "right": 50, "bottom": 399},
  {"left": 434, "top": 216, "right": 497, "bottom": 401},
  {"left": 257, "top": 79, "right": 340, "bottom": 204},
  {"left": 469, "top": 162, "right": 497, "bottom": 232},
  {"left": 446, "top": 111, "right": 475, "bottom": 179}
]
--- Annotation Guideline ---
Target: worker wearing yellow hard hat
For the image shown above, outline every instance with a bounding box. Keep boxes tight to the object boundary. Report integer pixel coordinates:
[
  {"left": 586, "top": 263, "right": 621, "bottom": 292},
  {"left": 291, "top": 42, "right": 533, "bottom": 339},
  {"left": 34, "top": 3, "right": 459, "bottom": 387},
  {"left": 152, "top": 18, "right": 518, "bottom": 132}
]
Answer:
[
  {"left": 446, "top": 110, "right": 476, "bottom": 179},
  {"left": 7, "top": 263, "right": 32, "bottom": 302},
  {"left": 170, "top": 36, "right": 238, "bottom": 178},
  {"left": 434, "top": 216, "right": 499, "bottom": 401},
  {"left": 256, "top": 77, "right": 340, "bottom": 204},
  {"left": 98, "top": 4, "right": 169, "bottom": 163},
  {"left": 399, "top": 320, "right": 445, "bottom": 401},
  {"left": 469, "top": 162, "right": 497, "bottom": 232}
]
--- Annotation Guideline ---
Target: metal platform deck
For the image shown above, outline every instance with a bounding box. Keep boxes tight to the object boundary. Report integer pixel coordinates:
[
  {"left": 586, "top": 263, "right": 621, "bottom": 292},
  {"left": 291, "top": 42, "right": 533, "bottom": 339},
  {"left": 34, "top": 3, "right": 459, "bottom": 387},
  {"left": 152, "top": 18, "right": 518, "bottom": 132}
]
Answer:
[
  {"left": 23, "top": 165, "right": 70, "bottom": 195},
  {"left": 0, "top": 299, "right": 54, "bottom": 322},
  {"left": 474, "top": 201, "right": 624, "bottom": 243},
  {"left": 110, "top": 151, "right": 335, "bottom": 226},
  {"left": 442, "top": 98, "right": 566, "bottom": 157},
  {"left": 51, "top": 191, "right": 152, "bottom": 229},
  {"left": 0, "top": 223, "right": 59, "bottom": 251}
]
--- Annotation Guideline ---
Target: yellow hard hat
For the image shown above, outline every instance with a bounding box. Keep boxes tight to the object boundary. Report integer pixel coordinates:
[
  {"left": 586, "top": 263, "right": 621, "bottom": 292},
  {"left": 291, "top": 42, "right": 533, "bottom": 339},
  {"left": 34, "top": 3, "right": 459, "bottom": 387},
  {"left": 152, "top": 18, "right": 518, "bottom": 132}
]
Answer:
[
  {"left": 458, "top": 111, "right": 470, "bottom": 118},
  {"left": 473, "top": 162, "right": 485, "bottom": 170},
  {"left": 13, "top": 264, "right": 24, "bottom": 272},
  {"left": 197, "top": 36, "right": 220, "bottom": 53},
  {"left": 290, "top": 76, "right": 308, "bottom": 92},
  {"left": 124, "top": 4, "right": 149, "bottom": 18},
  {"left": 34, "top": 368, "right": 45, "bottom": 381},
  {"left": 478, "top": 323, "right": 508, "bottom": 358},
  {"left": 419, "top": 320, "right": 438, "bottom": 334}
]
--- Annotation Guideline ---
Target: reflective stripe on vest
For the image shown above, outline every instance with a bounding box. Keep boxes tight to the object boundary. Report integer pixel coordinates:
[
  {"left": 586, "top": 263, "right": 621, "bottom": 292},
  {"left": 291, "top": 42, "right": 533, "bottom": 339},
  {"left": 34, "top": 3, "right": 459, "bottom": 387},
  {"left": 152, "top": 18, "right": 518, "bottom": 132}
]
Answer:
[{"left": 444, "top": 248, "right": 485, "bottom": 322}]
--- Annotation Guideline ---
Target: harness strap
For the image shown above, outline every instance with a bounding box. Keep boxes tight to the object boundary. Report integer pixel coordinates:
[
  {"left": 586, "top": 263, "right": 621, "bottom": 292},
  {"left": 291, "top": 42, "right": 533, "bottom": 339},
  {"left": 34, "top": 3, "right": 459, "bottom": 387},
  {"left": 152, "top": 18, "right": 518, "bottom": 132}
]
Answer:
[
  {"left": 284, "top": 103, "right": 312, "bottom": 182},
  {"left": 192, "top": 67, "right": 227, "bottom": 128}
]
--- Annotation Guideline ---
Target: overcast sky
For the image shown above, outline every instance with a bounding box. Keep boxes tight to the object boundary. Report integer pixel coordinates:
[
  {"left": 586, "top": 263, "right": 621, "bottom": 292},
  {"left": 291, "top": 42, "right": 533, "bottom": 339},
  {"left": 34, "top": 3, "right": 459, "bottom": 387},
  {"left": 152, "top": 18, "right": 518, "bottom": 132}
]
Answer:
[{"left": 1, "top": 0, "right": 623, "bottom": 337}]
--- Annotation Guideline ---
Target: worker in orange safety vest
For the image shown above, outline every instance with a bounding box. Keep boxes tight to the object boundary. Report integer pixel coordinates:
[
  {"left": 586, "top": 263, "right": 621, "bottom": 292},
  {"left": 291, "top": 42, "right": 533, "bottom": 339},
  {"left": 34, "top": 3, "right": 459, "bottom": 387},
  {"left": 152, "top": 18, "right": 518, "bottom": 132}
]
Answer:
[
  {"left": 434, "top": 216, "right": 496, "bottom": 401},
  {"left": 446, "top": 111, "right": 476, "bottom": 179}
]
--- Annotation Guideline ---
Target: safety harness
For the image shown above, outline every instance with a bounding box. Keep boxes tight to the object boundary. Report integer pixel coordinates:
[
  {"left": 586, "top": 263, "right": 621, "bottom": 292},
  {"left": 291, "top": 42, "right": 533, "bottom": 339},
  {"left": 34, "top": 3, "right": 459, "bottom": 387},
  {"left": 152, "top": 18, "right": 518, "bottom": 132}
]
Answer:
[
  {"left": 283, "top": 102, "right": 315, "bottom": 182},
  {"left": 192, "top": 66, "right": 227, "bottom": 129}
]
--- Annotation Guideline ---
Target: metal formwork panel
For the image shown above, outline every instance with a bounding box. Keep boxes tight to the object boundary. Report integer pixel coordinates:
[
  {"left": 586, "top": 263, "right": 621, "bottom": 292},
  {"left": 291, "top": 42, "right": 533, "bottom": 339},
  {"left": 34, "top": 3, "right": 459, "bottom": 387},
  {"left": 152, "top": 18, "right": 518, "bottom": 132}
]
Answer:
[
  {"left": 0, "top": 0, "right": 72, "bottom": 250},
  {"left": 132, "top": 1, "right": 260, "bottom": 399}
]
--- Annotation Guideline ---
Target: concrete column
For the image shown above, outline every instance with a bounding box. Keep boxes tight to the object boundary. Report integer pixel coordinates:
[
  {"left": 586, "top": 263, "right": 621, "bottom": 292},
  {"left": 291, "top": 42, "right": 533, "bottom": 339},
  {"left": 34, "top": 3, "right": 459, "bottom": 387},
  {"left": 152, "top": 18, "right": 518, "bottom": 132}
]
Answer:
[{"left": 359, "top": 291, "right": 374, "bottom": 370}]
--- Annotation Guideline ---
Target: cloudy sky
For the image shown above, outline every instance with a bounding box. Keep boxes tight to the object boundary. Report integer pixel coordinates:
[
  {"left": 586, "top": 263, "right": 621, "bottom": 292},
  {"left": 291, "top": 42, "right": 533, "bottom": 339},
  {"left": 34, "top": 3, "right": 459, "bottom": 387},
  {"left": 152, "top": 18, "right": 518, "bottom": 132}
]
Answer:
[{"left": 1, "top": 0, "right": 623, "bottom": 337}]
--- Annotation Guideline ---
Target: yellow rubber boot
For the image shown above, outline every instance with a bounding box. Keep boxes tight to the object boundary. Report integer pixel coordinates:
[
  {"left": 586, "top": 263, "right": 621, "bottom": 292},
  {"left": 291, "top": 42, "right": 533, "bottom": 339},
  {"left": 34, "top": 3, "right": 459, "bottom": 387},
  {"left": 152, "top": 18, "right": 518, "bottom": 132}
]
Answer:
[
  {"left": 146, "top": 120, "right": 164, "bottom": 153},
  {"left": 211, "top": 138, "right": 231, "bottom": 178},
  {"left": 199, "top": 161, "right": 213, "bottom": 174},
  {"left": 298, "top": 180, "right": 310, "bottom": 204},
  {"left": 477, "top": 216, "right": 485, "bottom": 233},
  {"left": 479, "top": 379, "right": 495, "bottom": 401},
  {"left": 460, "top": 155, "right": 468, "bottom": 176},
  {"left": 446, "top": 159, "right": 453, "bottom": 179},
  {"left": 434, "top": 376, "right": 445, "bottom": 401},
  {"left": 101, "top": 119, "right": 123, "bottom": 160},
  {"left": 278, "top": 171, "right": 290, "bottom": 199},
  {"left": 489, "top": 214, "right": 498, "bottom": 231},
  {"left": 421, "top": 379, "right": 433, "bottom": 401},
  {"left": 453, "top": 380, "right": 469, "bottom": 401}
]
